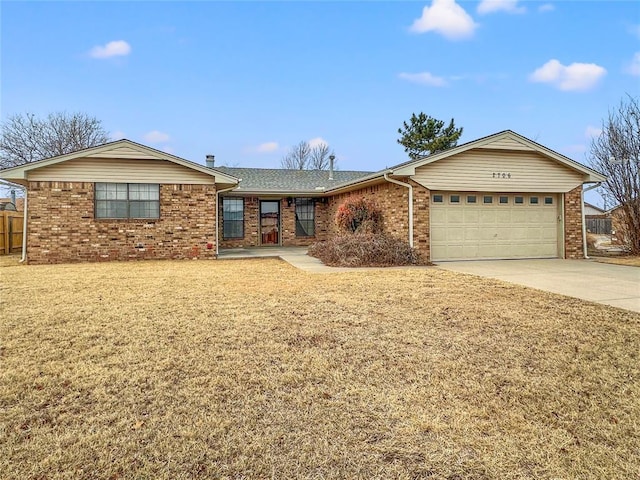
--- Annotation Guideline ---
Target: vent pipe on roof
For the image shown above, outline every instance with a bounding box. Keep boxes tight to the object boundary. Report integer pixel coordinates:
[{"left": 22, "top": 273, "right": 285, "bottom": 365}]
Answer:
[
  {"left": 206, "top": 155, "right": 215, "bottom": 168},
  {"left": 329, "top": 154, "right": 335, "bottom": 181}
]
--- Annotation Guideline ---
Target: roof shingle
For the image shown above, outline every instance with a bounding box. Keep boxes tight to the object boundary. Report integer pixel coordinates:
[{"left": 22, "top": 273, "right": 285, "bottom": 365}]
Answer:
[{"left": 215, "top": 167, "right": 373, "bottom": 193}]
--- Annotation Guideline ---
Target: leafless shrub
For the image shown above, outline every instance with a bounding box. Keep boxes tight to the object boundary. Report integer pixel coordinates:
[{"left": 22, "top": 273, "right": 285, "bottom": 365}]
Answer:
[{"left": 308, "top": 233, "right": 422, "bottom": 267}]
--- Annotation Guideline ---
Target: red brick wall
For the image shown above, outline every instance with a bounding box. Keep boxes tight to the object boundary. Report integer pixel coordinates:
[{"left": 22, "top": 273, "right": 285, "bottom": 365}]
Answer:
[
  {"left": 410, "top": 180, "right": 430, "bottom": 259},
  {"left": 218, "top": 196, "right": 328, "bottom": 249},
  {"left": 564, "top": 186, "right": 584, "bottom": 259},
  {"left": 27, "top": 182, "right": 217, "bottom": 264}
]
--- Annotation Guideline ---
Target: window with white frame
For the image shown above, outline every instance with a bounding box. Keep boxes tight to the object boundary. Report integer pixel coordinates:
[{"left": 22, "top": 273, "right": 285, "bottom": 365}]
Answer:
[
  {"left": 295, "top": 198, "right": 315, "bottom": 237},
  {"left": 95, "top": 183, "right": 159, "bottom": 219}
]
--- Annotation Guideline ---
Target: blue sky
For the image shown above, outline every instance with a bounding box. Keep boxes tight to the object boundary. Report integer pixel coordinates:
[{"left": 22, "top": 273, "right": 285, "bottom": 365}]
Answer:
[{"left": 2, "top": 1, "right": 639, "bottom": 206}]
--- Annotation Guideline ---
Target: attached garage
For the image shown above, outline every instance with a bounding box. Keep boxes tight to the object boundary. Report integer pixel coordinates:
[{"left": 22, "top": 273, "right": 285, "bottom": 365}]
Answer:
[
  {"left": 390, "top": 130, "right": 607, "bottom": 262},
  {"left": 430, "top": 192, "right": 560, "bottom": 261}
]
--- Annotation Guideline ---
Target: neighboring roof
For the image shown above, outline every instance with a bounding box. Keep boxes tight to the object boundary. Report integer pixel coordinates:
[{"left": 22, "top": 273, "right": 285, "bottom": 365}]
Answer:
[
  {"left": 0, "top": 139, "right": 239, "bottom": 187},
  {"left": 216, "top": 167, "right": 374, "bottom": 194},
  {"left": 390, "top": 130, "right": 607, "bottom": 183},
  {"left": 584, "top": 202, "right": 606, "bottom": 214}
]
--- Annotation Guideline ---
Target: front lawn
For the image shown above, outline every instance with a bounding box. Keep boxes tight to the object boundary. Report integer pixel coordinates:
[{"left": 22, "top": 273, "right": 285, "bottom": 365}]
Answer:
[
  {"left": 1, "top": 257, "right": 638, "bottom": 479},
  {"left": 592, "top": 255, "right": 640, "bottom": 267}
]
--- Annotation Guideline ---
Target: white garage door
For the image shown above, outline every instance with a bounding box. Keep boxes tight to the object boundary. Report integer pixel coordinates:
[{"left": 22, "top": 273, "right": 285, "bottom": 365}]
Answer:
[{"left": 430, "top": 192, "right": 560, "bottom": 261}]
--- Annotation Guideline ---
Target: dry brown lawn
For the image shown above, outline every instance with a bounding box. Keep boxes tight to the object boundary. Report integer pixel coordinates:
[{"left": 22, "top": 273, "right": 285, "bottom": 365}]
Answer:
[
  {"left": 1, "top": 256, "right": 639, "bottom": 479},
  {"left": 592, "top": 255, "right": 640, "bottom": 267}
]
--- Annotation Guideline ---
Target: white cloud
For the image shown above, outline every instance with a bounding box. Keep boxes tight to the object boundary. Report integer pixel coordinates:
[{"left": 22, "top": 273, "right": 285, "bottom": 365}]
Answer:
[
  {"left": 398, "top": 72, "right": 448, "bottom": 87},
  {"left": 409, "top": 0, "right": 477, "bottom": 40},
  {"left": 110, "top": 130, "right": 126, "bottom": 140},
  {"left": 256, "top": 141, "right": 279, "bottom": 153},
  {"left": 538, "top": 3, "right": 555, "bottom": 13},
  {"left": 308, "top": 137, "right": 328, "bottom": 148},
  {"left": 585, "top": 125, "right": 602, "bottom": 139},
  {"left": 529, "top": 59, "right": 606, "bottom": 91},
  {"left": 244, "top": 141, "right": 280, "bottom": 154},
  {"left": 478, "top": 0, "right": 526, "bottom": 15},
  {"left": 626, "top": 52, "right": 640, "bottom": 76},
  {"left": 89, "top": 40, "right": 131, "bottom": 59},
  {"left": 143, "top": 130, "right": 170, "bottom": 143}
]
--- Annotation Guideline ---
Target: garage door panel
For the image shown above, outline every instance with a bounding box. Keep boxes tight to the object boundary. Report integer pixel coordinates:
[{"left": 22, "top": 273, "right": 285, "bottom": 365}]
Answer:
[
  {"left": 479, "top": 229, "right": 498, "bottom": 241},
  {"left": 511, "top": 210, "right": 529, "bottom": 222},
  {"left": 463, "top": 210, "right": 479, "bottom": 223},
  {"left": 446, "top": 227, "right": 465, "bottom": 241},
  {"left": 463, "top": 227, "right": 480, "bottom": 241},
  {"left": 431, "top": 209, "right": 447, "bottom": 223},
  {"left": 431, "top": 192, "right": 559, "bottom": 261},
  {"left": 479, "top": 210, "right": 497, "bottom": 223},
  {"left": 496, "top": 211, "right": 512, "bottom": 223}
]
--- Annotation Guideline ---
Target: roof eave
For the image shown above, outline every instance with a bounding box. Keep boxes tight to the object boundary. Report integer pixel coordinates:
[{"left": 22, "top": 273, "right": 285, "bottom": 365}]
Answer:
[
  {"left": 0, "top": 139, "right": 240, "bottom": 186},
  {"left": 390, "top": 130, "right": 609, "bottom": 181}
]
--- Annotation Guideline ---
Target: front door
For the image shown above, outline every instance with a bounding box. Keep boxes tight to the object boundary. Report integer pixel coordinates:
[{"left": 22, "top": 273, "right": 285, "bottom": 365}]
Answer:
[{"left": 260, "top": 200, "right": 280, "bottom": 245}]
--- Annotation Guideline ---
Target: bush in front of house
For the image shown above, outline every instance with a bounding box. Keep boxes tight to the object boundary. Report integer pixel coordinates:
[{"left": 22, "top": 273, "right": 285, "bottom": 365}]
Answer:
[
  {"left": 308, "top": 233, "right": 421, "bottom": 267},
  {"left": 335, "top": 196, "right": 382, "bottom": 234},
  {"left": 309, "top": 196, "right": 422, "bottom": 267}
]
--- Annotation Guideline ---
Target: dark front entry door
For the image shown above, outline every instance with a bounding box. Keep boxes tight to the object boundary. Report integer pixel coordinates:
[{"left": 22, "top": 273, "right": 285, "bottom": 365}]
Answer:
[{"left": 260, "top": 200, "right": 280, "bottom": 245}]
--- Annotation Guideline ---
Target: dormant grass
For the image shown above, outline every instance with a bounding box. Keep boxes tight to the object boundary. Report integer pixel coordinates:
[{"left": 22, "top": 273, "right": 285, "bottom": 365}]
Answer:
[{"left": 1, "top": 256, "right": 638, "bottom": 479}]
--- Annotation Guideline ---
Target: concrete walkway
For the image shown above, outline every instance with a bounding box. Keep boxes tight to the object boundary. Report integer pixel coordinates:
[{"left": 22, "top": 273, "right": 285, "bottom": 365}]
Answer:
[{"left": 436, "top": 259, "right": 640, "bottom": 313}]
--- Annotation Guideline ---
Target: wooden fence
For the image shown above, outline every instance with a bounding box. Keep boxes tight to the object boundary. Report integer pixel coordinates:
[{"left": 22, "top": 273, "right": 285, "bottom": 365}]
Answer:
[
  {"left": 586, "top": 217, "right": 612, "bottom": 235},
  {"left": 0, "top": 211, "right": 23, "bottom": 255}
]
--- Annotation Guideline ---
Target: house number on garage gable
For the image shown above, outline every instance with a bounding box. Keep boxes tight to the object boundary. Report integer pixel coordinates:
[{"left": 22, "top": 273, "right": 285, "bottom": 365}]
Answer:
[{"left": 492, "top": 172, "right": 512, "bottom": 179}]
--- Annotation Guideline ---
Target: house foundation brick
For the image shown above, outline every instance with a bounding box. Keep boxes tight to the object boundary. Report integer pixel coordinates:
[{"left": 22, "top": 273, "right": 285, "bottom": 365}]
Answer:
[{"left": 27, "top": 181, "right": 217, "bottom": 264}]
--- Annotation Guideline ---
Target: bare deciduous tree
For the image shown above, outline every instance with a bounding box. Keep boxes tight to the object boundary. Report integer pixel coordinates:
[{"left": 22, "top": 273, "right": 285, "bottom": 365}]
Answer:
[
  {"left": 0, "top": 112, "right": 110, "bottom": 168},
  {"left": 281, "top": 141, "right": 311, "bottom": 170},
  {"left": 281, "top": 140, "right": 336, "bottom": 170},
  {"left": 308, "top": 142, "right": 334, "bottom": 170},
  {"left": 589, "top": 95, "right": 640, "bottom": 254}
]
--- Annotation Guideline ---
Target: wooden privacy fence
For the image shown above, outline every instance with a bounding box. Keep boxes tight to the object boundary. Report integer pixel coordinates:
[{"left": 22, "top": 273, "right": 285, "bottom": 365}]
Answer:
[
  {"left": 0, "top": 211, "right": 23, "bottom": 255},
  {"left": 586, "top": 217, "right": 612, "bottom": 235}
]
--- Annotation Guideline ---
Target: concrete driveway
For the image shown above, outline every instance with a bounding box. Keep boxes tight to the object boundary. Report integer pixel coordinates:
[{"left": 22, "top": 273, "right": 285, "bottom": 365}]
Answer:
[{"left": 436, "top": 259, "right": 640, "bottom": 313}]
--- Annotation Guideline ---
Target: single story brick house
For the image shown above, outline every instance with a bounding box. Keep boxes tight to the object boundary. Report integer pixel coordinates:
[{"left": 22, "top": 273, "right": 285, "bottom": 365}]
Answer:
[{"left": 0, "top": 130, "right": 605, "bottom": 264}]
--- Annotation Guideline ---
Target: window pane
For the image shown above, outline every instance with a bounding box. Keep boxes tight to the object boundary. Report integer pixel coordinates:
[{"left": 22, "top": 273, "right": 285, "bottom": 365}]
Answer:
[
  {"left": 95, "top": 183, "right": 159, "bottom": 219},
  {"left": 226, "top": 220, "right": 242, "bottom": 238},
  {"left": 450, "top": 195, "right": 460, "bottom": 203},
  {"left": 499, "top": 196, "right": 509, "bottom": 204},
  {"left": 530, "top": 196, "right": 539, "bottom": 204},
  {"left": 515, "top": 196, "right": 524, "bottom": 204},
  {"left": 96, "top": 200, "right": 128, "bottom": 218},
  {"left": 544, "top": 196, "right": 554, "bottom": 205},
  {"left": 483, "top": 196, "right": 493, "bottom": 204},
  {"left": 295, "top": 198, "right": 314, "bottom": 236},
  {"left": 130, "top": 184, "right": 159, "bottom": 201},
  {"left": 223, "top": 198, "right": 244, "bottom": 238},
  {"left": 433, "top": 195, "right": 443, "bottom": 203},
  {"left": 95, "top": 182, "right": 127, "bottom": 200},
  {"left": 467, "top": 195, "right": 477, "bottom": 204},
  {"left": 130, "top": 201, "right": 159, "bottom": 218}
]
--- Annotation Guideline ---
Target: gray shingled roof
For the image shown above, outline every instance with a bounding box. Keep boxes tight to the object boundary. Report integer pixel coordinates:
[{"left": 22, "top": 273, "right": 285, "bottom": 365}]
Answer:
[{"left": 215, "top": 167, "right": 374, "bottom": 193}]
